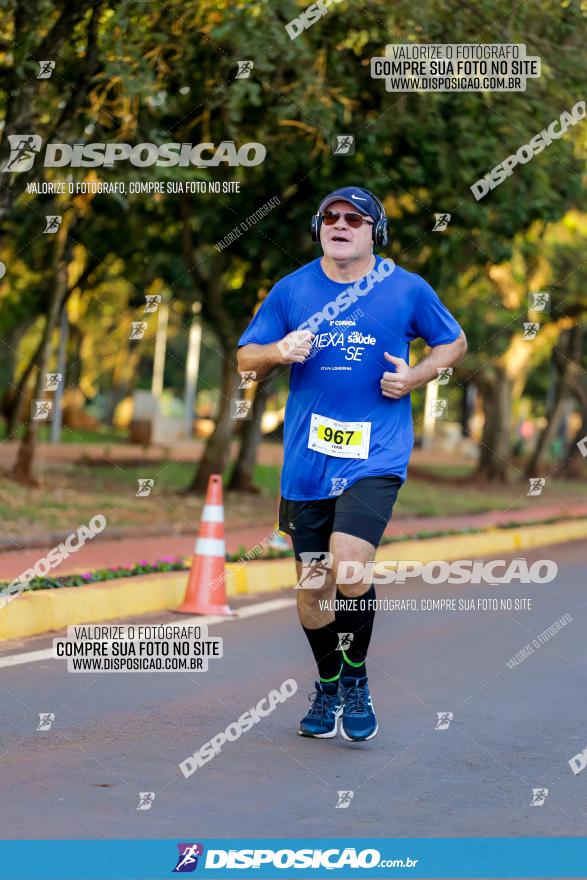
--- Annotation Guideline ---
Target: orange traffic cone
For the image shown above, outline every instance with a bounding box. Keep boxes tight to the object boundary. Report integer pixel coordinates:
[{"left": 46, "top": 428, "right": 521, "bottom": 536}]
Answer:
[{"left": 176, "top": 474, "right": 233, "bottom": 615}]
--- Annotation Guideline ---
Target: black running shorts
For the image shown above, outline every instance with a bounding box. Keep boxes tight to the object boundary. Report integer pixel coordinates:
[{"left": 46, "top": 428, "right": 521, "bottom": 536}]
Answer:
[{"left": 278, "top": 475, "right": 402, "bottom": 560}]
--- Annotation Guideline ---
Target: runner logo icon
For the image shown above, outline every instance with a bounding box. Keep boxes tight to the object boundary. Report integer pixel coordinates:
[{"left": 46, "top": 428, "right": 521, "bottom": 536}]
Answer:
[
  {"left": 530, "top": 787, "right": 548, "bottom": 806},
  {"left": 336, "top": 790, "right": 354, "bottom": 808},
  {"left": 1, "top": 134, "right": 42, "bottom": 172},
  {"left": 329, "top": 477, "right": 348, "bottom": 496},
  {"left": 173, "top": 843, "right": 204, "bottom": 872},
  {"left": 435, "top": 711, "right": 453, "bottom": 730},
  {"left": 297, "top": 552, "right": 333, "bottom": 589},
  {"left": 336, "top": 632, "right": 354, "bottom": 650}
]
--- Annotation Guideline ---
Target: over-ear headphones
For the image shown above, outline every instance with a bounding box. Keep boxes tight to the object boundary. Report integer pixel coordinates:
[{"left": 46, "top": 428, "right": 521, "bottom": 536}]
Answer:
[{"left": 311, "top": 187, "right": 388, "bottom": 247}]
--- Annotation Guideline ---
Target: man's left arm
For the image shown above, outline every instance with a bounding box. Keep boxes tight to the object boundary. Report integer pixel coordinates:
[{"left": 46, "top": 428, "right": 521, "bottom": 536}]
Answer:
[{"left": 380, "top": 330, "right": 467, "bottom": 399}]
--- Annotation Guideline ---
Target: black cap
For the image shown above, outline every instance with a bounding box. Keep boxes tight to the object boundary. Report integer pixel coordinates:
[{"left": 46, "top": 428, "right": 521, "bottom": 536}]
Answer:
[{"left": 318, "top": 187, "right": 381, "bottom": 223}]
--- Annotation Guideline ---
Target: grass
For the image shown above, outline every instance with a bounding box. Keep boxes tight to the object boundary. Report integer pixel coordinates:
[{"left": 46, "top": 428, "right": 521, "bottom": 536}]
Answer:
[
  {"left": 0, "top": 457, "right": 584, "bottom": 542},
  {"left": 398, "top": 475, "right": 587, "bottom": 517},
  {"left": 0, "top": 424, "right": 128, "bottom": 444},
  {"left": 72, "top": 460, "right": 193, "bottom": 491},
  {"left": 409, "top": 462, "right": 475, "bottom": 479},
  {"left": 241, "top": 463, "right": 281, "bottom": 497},
  {"left": 0, "top": 460, "right": 281, "bottom": 540}
]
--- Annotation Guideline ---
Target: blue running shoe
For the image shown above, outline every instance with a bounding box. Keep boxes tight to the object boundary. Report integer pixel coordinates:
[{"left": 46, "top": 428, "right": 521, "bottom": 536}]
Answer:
[
  {"left": 339, "top": 676, "right": 378, "bottom": 741},
  {"left": 298, "top": 681, "right": 342, "bottom": 738}
]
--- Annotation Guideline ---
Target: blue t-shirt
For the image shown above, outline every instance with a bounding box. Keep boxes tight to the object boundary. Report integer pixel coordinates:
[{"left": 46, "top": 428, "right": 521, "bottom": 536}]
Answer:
[{"left": 238, "top": 256, "right": 462, "bottom": 500}]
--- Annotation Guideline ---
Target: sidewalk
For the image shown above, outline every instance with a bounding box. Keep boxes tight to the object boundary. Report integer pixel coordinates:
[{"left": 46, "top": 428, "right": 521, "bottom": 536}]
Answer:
[{"left": 2, "top": 501, "right": 586, "bottom": 580}]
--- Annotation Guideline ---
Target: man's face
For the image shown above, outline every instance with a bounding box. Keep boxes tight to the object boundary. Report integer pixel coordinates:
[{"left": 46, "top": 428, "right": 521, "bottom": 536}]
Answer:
[{"left": 319, "top": 199, "right": 373, "bottom": 262}]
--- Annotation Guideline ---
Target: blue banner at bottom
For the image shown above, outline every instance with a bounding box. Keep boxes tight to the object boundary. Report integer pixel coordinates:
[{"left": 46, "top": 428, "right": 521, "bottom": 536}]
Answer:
[{"left": 0, "top": 837, "right": 586, "bottom": 879}]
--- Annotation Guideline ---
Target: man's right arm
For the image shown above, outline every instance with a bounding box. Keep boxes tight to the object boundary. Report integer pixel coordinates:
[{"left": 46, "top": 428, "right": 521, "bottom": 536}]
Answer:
[{"left": 237, "top": 331, "right": 315, "bottom": 382}]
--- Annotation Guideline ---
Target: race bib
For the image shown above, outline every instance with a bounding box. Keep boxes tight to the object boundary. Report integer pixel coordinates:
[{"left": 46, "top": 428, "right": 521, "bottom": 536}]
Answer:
[{"left": 308, "top": 413, "right": 371, "bottom": 459}]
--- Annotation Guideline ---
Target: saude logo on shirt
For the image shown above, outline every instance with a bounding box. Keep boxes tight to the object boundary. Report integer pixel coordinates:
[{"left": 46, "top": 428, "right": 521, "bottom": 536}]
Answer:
[
  {"left": 311, "top": 328, "right": 377, "bottom": 364},
  {"left": 348, "top": 331, "right": 376, "bottom": 345}
]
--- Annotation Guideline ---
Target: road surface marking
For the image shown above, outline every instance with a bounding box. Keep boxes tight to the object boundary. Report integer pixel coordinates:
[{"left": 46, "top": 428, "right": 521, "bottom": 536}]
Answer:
[{"left": 0, "top": 597, "right": 296, "bottom": 669}]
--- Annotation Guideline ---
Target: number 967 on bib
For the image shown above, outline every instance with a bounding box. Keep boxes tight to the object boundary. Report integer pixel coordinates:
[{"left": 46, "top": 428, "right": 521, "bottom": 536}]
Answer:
[{"left": 308, "top": 413, "right": 371, "bottom": 459}]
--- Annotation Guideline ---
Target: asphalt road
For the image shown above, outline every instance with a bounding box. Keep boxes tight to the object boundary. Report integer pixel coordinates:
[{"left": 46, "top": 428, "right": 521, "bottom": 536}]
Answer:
[{"left": 1, "top": 540, "right": 586, "bottom": 840}]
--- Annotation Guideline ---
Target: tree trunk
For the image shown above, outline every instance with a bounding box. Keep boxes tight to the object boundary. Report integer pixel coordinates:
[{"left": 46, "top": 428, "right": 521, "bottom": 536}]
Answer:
[
  {"left": 460, "top": 382, "right": 476, "bottom": 438},
  {"left": 473, "top": 317, "right": 563, "bottom": 483},
  {"left": 189, "top": 348, "right": 239, "bottom": 493},
  {"left": 179, "top": 195, "right": 248, "bottom": 494},
  {"left": 4, "top": 334, "right": 45, "bottom": 435},
  {"left": 475, "top": 368, "right": 513, "bottom": 483},
  {"left": 538, "top": 327, "right": 587, "bottom": 478},
  {"left": 564, "top": 418, "right": 587, "bottom": 477},
  {"left": 227, "top": 379, "right": 272, "bottom": 492},
  {"left": 526, "top": 391, "right": 568, "bottom": 477},
  {"left": 562, "top": 373, "right": 587, "bottom": 479},
  {"left": 104, "top": 383, "right": 129, "bottom": 427},
  {"left": 526, "top": 327, "right": 581, "bottom": 477},
  {"left": 3, "top": 254, "right": 99, "bottom": 433},
  {"left": 11, "top": 232, "right": 72, "bottom": 484}
]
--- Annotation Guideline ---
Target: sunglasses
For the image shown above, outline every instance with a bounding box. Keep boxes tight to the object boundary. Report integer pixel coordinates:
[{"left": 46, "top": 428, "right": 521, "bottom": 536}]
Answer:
[{"left": 321, "top": 209, "right": 373, "bottom": 229}]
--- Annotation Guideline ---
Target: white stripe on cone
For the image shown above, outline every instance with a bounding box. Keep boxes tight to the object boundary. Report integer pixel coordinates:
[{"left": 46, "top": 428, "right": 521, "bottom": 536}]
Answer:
[
  {"left": 194, "top": 537, "right": 226, "bottom": 557},
  {"left": 202, "top": 504, "right": 224, "bottom": 523}
]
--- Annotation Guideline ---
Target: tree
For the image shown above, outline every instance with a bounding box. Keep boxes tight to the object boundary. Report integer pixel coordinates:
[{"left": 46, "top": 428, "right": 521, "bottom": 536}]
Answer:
[
  {"left": 526, "top": 326, "right": 582, "bottom": 476},
  {"left": 0, "top": 1, "right": 118, "bottom": 221},
  {"left": 12, "top": 214, "right": 73, "bottom": 483},
  {"left": 228, "top": 375, "right": 276, "bottom": 492},
  {"left": 1, "top": 0, "right": 586, "bottom": 491}
]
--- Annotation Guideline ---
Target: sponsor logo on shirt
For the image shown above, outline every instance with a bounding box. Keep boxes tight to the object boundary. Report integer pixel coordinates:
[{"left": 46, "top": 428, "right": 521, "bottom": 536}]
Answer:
[{"left": 310, "top": 329, "right": 377, "bottom": 364}]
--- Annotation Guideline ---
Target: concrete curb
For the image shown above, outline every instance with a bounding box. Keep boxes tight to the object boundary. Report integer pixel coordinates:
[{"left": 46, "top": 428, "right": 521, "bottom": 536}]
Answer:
[{"left": 1, "top": 518, "right": 586, "bottom": 642}]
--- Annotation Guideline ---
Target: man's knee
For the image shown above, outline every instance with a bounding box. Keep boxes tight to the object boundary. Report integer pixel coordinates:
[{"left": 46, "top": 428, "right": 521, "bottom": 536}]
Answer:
[
  {"left": 335, "top": 559, "right": 369, "bottom": 597},
  {"left": 297, "top": 575, "right": 336, "bottom": 603},
  {"left": 331, "top": 546, "right": 375, "bottom": 599},
  {"left": 295, "top": 564, "right": 336, "bottom": 600},
  {"left": 334, "top": 559, "right": 374, "bottom": 598},
  {"left": 337, "top": 578, "right": 371, "bottom": 599}
]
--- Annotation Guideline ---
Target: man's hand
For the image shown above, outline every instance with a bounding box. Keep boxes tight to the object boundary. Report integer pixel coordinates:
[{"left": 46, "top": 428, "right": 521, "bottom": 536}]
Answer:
[
  {"left": 277, "top": 330, "right": 315, "bottom": 365},
  {"left": 380, "top": 352, "right": 417, "bottom": 399},
  {"left": 237, "top": 331, "right": 315, "bottom": 382}
]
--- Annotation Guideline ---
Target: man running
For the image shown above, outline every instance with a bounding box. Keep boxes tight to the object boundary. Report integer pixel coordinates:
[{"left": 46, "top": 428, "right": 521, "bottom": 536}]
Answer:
[{"left": 236, "top": 186, "right": 467, "bottom": 742}]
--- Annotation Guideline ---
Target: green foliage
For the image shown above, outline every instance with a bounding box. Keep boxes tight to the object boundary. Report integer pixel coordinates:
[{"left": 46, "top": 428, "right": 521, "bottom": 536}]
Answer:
[{"left": 0, "top": 0, "right": 586, "bottom": 460}]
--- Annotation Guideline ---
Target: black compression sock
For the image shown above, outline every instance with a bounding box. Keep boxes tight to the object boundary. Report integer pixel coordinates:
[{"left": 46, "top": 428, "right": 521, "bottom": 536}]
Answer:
[
  {"left": 302, "top": 620, "right": 343, "bottom": 683},
  {"left": 335, "top": 584, "right": 376, "bottom": 678}
]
